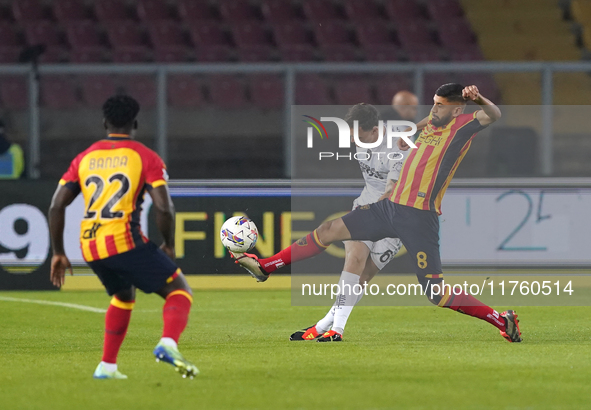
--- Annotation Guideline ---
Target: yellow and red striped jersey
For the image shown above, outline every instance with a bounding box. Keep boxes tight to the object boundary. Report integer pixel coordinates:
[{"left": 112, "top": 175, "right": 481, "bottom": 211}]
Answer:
[
  {"left": 60, "top": 135, "right": 168, "bottom": 262},
  {"left": 390, "top": 111, "right": 486, "bottom": 214}
]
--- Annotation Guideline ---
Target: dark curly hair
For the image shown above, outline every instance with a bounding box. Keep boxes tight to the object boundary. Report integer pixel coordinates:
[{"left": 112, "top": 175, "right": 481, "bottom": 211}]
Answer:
[
  {"left": 102, "top": 95, "right": 140, "bottom": 128},
  {"left": 344, "top": 103, "right": 379, "bottom": 131},
  {"left": 435, "top": 83, "right": 466, "bottom": 103}
]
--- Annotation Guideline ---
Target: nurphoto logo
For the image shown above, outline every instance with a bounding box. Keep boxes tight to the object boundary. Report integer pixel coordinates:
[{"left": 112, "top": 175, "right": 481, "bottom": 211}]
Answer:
[{"left": 303, "top": 115, "right": 417, "bottom": 161}]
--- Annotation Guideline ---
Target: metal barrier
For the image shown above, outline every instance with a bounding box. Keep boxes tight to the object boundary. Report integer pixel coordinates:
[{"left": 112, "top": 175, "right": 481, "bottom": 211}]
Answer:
[{"left": 1, "top": 61, "right": 590, "bottom": 178}]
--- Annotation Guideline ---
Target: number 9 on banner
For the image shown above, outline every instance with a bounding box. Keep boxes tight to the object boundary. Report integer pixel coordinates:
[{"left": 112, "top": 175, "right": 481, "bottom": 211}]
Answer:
[{"left": 0, "top": 204, "right": 49, "bottom": 274}]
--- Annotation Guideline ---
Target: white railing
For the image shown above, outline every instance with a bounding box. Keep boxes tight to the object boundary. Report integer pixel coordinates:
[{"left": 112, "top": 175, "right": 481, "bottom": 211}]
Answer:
[{"left": 1, "top": 61, "right": 589, "bottom": 178}]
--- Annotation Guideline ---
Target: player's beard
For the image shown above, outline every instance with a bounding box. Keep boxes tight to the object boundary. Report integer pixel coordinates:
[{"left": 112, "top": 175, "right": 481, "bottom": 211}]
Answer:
[{"left": 431, "top": 112, "right": 453, "bottom": 127}]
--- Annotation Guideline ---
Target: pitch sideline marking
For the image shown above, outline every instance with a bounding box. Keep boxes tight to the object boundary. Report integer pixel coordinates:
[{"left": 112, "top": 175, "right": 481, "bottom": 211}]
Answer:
[{"left": 0, "top": 296, "right": 106, "bottom": 313}]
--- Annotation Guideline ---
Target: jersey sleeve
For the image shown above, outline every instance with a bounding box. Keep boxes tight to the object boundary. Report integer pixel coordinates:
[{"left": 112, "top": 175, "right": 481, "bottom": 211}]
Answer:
[
  {"left": 457, "top": 111, "right": 487, "bottom": 131},
  {"left": 471, "top": 110, "right": 489, "bottom": 130},
  {"left": 144, "top": 150, "right": 169, "bottom": 189},
  {"left": 59, "top": 155, "right": 82, "bottom": 195}
]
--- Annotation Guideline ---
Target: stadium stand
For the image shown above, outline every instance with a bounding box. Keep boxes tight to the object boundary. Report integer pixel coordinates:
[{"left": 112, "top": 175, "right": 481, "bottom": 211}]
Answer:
[
  {"left": 0, "top": 0, "right": 487, "bottom": 66},
  {"left": 344, "top": 0, "right": 382, "bottom": 22},
  {"left": 177, "top": 0, "right": 214, "bottom": 21},
  {"left": 385, "top": 0, "right": 422, "bottom": 24},
  {"left": 124, "top": 76, "right": 156, "bottom": 107},
  {"left": 0, "top": 0, "right": 587, "bottom": 178},
  {"left": 0, "top": 76, "right": 28, "bottom": 109},
  {"left": 333, "top": 76, "right": 373, "bottom": 105},
  {"left": 66, "top": 20, "right": 107, "bottom": 63},
  {"left": 261, "top": 0, "right": 300, "bottom": 22},
  {"left": 40, "top": 76, "right": 79, "bottom": 109},
  {"left": 94, "top": 0, "right": 128, "bottom": 21},
  {"left": 81, "top": 75, "right": 119, "bottom": 107},
  {"left": 12, "top": 0, "right": 47, "bottom": 22},
  {"left": 137, "top": 0, "right": 172, "bottom": 21},
  {"left": 54, "top": 0, "right": 88, "bottom": 22},
  {"left": 167, "top": 74, "right": 203, "bottom": 108},
  {"left": 0, "top": 22, "right": 23, "bottom": 63},
  {"left": 295, "top": 74, "right": 332, "bottom": 105},
  {"left": 0, "top": 0, "right": 500, "bottom": 109},
  {"left": 461, "top": 0, "right": 591, "bottom": 105},
  {"left": 250, "top": 75, "right": 284, "bottom": 109},
  {"left": 207, "top": 75, "right": 247, "bottom": 109}
]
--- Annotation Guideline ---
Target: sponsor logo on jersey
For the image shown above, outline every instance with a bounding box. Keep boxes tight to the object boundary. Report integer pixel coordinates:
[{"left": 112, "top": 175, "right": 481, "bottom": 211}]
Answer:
[
  {"left": 82, "top": 222, "right": 102, "bottom": 239},
  {"left": 359, "top": 162, "right": 386, "bottom": 179}
]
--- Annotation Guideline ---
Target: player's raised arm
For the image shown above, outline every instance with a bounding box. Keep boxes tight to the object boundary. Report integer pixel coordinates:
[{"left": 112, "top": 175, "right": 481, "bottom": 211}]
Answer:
[
  {"left": 149, "top": 185, "right": 176, "bottom": 261},
  {"left": 462, "top": 85, "right": 502, "bottom": 126},
  {"left": 48, "top": 184, "right": 77, "bottom": 287}
]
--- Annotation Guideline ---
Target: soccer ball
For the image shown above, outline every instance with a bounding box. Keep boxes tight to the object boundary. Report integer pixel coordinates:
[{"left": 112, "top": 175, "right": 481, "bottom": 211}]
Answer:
[{"left": 220, "top": 216, "right": 258, "bottom": 253}]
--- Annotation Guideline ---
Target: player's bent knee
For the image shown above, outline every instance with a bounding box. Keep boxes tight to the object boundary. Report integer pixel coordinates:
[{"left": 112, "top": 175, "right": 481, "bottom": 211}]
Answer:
[
  {"left": 317, "top": 218, "right": 349, "bottom": 245},
  {"left": 156, "top": 271, "right": 192, "bottom": 299},
  {"left": 416, "top": 274, "right": 443, "bottom": 306},
  {"left": 315, "top": 220, "right": 334, "bottom": 243},
  {"left": 170, "top": 273, "right": 192, "bottom": 295},
  {"left": 344, "top": 254, "right": 366, "bottom": 273},
  {"left": 114, "top": 287, "right": 135, "bottom": 302}
]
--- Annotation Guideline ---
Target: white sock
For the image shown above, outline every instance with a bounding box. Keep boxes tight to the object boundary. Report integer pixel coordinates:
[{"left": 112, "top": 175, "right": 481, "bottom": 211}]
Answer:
[
  {"left": 332, "top": 271, "right": 363, "bottom": 335},
  {"left": 315, "top": 303, "right": 337, "bottom": 334},
  {"left": 100, "top": 361, "right": 117, "bottom": 372},
  {"left": 159, "top": 337, "right": 177, "bottom": 349}
]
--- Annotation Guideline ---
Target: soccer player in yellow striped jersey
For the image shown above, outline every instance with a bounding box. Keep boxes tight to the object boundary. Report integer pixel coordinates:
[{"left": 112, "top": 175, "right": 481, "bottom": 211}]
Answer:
[
  {"left": 48, "top": 95, "right": 199, "bottom": 379},
  {"left": 392, "top": 85, "right": 493, "bottom": 214},
  {"left": 234, "top": 84, "right": 523, "bottom": 343}
]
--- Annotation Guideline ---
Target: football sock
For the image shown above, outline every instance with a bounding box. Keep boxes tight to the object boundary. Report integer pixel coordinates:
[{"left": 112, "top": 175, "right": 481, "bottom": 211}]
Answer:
[
  {"left": 102, "top": 296, "right": 134, "bottom": 364},
  {"left": 159, "top": 337, "right": 178, "bottom": 349},
  {"left": 332, "top": 271, "right": 364, "bottom": 335},
  {"left": 162, "top": 290, "right": 193, "bottom": 344},
  {"left": 100, "top": 361, "right": 118, "bottom": 372},
  {"left": 258, "top": 230, "right": 328, "bottom": 274},
  {"left": 441, "top": 292, "right": 506, "bottom": 331},
  {"left": 315, "top": 304, "right": 337, "bottom": 334}
]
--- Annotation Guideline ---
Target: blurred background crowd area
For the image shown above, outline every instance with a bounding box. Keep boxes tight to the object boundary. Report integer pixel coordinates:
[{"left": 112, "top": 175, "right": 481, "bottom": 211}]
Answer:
[{"left": 0, "top": 0, "right": 590, "bottom": 179}]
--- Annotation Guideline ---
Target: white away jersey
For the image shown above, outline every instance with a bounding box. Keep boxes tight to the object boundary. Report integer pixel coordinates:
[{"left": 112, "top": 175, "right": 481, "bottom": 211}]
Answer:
[{"left": 355, "top": 135, "right": 408, "bottom": 206}]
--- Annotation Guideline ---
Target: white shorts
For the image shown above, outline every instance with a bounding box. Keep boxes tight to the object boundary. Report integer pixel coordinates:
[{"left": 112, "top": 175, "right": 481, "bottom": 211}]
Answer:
[{"left": 347, "top": 198, "right": 403, "bottom": 271}]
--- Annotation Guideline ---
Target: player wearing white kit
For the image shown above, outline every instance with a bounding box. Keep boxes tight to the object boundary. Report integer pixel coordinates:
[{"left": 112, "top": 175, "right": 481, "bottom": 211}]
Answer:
[{"left": 290, "top": 103, "right": 410, "bottom": 342}]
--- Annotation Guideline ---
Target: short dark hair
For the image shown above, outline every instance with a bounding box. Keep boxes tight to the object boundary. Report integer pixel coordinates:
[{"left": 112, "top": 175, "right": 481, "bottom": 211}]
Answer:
[
  {"left": 344, "top": 103, "right": 379, "bottom": 131},
  {"left": 102, "top": 95, "right": 140, "bottom": 128},
  {"left": 435, "top": 83, "right": 466, "bottom": 103}
]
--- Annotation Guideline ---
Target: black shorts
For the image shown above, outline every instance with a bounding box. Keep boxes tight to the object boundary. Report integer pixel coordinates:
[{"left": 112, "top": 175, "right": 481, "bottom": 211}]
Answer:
[
  {"left": 88, "top": 241, "right": 178, "bottom": 296},
  {"left": 341, "top": 200, "right": 442, "bottom": 277}
]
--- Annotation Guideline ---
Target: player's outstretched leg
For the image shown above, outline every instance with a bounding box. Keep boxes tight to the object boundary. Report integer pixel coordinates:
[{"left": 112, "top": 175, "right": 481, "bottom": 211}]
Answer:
[
  {"left": 291, "top": 241, "right": 380, "bottom": 342},
  {"left": 153, "top": 271, "right": 199, "bottom": 378},
  {"left": 318, "top": 250, "right": 380, "bottom": 342},
  {"left": 440, "top": 291, "right": 522, "bottom": 343},
  {"left": 499, "top": 310, "right": 522, "bottom": 343},
  {"left": 229, "top": 251, "right": 270, "bottom": 282},
  {"left": 232, "top": 218, "right": 351, "bottom": 280},
  {"left": 315, "top": 271, "right": 361, "bottom": 343},
  {"left": 93, "top": 287, "right": 135, "bottom": 379},
  {"left": 420, "top": 275, "right": 522, "bottom": 343}
]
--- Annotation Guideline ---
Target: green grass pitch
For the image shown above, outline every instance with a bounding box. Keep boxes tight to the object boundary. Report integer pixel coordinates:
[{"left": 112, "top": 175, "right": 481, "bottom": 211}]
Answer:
[{"left": 1, "top": 289, "right": 590, "bottom": 410}]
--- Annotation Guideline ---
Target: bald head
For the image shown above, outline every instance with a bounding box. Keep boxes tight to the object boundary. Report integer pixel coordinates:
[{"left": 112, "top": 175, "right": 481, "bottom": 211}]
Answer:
[{"left": 391, "top": 90, "right": 419, "bottom": 121}]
